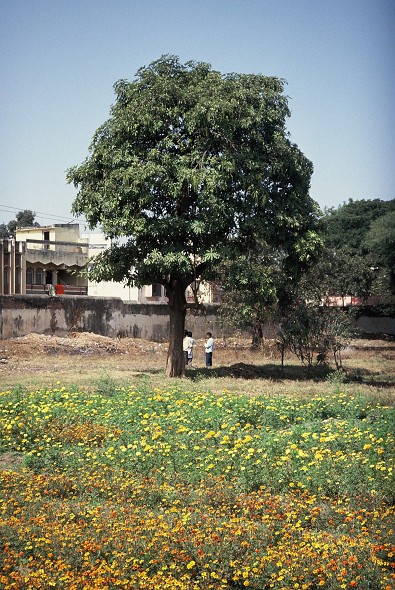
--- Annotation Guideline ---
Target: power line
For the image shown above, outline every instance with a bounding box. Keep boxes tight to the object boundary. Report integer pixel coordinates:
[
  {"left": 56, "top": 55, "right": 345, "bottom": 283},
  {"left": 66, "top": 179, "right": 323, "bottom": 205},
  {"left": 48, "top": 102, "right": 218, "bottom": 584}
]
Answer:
[
  {"left": 0, "top": 210, "right": 82, "bottom": 224},
  {"left": 0, "top": 204, "right": 79, "bottom": 221},
  {"left": 0, "top": 204, "right": 86, "bottom": 224}
]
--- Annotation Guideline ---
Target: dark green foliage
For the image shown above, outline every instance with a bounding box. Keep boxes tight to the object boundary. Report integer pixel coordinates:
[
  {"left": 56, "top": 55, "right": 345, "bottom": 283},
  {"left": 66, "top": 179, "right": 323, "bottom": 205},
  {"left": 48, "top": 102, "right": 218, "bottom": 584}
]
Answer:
[
  {"left": 0, "top": 223, "right": 10, "bottom": 239},
  {"left": 298, "top": 248, "right": 376, "bottom": 303},
  {"left": 298, "top": 198, "right": 395, "bottom": 301},
  {"left": 364, "top": 210, "right": 395, "bottom": 294},
  {"left": 321, "top": 198, "right": 395, "bottom": 295},
  {"left": 218, "top": 241, "right": 306, "bottom": 346},
  {"left": 323, "top": 198, "right": 394, "bottom": 255},
  {"left": 68, "top": 56, "right": 319, "bottom": 289},
  {"left": 1, "top": 210, "right": 40, "bottom": 238}
]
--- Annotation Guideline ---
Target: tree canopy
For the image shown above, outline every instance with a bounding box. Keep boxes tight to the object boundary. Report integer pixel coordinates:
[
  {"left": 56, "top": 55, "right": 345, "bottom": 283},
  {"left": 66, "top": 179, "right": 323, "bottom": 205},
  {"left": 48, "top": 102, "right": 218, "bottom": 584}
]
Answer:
[
  {"left": 321, "top": 198, "right": 395, "bottom": 296},
  {"left": 67, "top": 55, "right": 321, "bottom": 376},
  {"left": 0, "top": 210, "right": 39, "bottom": 239},
  {"left": 322, "top": 198, "right": 394, "bottom": 255}
]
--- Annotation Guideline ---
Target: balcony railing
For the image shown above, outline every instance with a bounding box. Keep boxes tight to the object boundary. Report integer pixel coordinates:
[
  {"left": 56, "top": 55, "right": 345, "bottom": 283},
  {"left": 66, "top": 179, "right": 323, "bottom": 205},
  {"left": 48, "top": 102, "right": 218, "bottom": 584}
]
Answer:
[{"left": 25, "top": 284, "right": 88, "bottom": 296}]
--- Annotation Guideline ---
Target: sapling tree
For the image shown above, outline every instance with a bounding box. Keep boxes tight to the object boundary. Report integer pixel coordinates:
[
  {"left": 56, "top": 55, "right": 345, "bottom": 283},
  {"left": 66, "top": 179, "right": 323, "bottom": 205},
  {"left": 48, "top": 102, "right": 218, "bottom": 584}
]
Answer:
[
  {"left": 67, "top": 55, "right": 320, "bottom": 377},
  {"left": 279, "top": 303, "right": 354, "bottom": 373}
]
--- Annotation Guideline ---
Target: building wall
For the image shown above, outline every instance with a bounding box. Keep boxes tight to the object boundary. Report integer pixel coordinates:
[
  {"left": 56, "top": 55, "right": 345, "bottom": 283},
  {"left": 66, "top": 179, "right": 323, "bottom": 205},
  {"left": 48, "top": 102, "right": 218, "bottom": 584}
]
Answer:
[
  {"left": 25, "top": 248, "right": 88, "bottom": 269},
  {"left": 16, "top": 226, "right": 48, "bottom": 249},
  {"left": 355, "top": 315, "right": 395, "bottom": 336},
  {"left": 6, "top": 225, "right": 89, "bottom": 294},
  {"left": 49, "top": 224, "right": 81, "bottom": 244},
  {"left": 88, "top": 280, "right": 140, "bottom": 301},
  {"left": 0, "top": 240, "right": 26, "bottom": 295},
  {"left": 5, "top": 227, "right": 217, "bottom": 303},
  {"left": 16, "top": 224, "right": 84, "bottom": 252},
  {"left": 84, "top": 232, "right": 166, "bottom": 302}
]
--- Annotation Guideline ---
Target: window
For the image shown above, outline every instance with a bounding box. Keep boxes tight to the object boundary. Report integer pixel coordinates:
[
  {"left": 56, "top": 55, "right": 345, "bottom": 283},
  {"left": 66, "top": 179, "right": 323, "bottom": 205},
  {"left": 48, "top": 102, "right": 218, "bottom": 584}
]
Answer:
[
  {"left": 43, "top": 231, "right": 50, "bottom": 250},
  {"left": 151, "top": 283, "right": 162, "bottom": 297},
  {"left": 14, "top": 267, "right": 21, "bottom": 293},
  {"left": 3, "top": 266, "right": 8, "bottom": 286},
  {"left": 26, "top": 267, "right": 34, "bottom": 285},
  {"left": 36, "top": 267, "right": 44, "bottom": 285}
]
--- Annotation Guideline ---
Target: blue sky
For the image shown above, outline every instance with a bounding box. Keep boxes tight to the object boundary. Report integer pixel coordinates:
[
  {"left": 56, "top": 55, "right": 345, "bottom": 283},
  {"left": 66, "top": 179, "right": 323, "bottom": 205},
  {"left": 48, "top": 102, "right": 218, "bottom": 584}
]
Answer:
[{"left": 0, "top": 0, "right": 394, "bottom": 225}]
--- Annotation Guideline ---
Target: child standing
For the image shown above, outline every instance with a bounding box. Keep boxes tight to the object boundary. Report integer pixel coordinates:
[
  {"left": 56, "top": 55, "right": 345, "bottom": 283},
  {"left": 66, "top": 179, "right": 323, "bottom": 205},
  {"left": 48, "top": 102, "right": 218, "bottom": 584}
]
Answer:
[
  {"left": 187, "top": 331, "right": 195, "bottom": 366},
  {"left": 204, "top": 332, "right": 214, "bottom": 368},
  {"left": 183, "top": 330, "right": 191, "bottom": 366}
]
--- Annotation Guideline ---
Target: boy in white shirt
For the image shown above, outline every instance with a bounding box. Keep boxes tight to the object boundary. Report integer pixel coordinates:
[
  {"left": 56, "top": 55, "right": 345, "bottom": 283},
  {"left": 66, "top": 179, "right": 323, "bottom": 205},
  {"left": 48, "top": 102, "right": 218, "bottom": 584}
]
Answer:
[
  {"left": 183, "top": 330, "right": 192, "bottom": 366},
  {"left": 204, "top": 332, "right": 214, "bottom": 368}
]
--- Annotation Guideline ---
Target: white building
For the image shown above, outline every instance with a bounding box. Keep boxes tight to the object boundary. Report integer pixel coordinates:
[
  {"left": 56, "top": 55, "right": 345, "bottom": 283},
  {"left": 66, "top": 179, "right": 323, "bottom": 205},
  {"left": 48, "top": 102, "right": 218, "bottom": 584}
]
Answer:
[{"left": 83, "top": 232, "right": 167, "bottom": 303}]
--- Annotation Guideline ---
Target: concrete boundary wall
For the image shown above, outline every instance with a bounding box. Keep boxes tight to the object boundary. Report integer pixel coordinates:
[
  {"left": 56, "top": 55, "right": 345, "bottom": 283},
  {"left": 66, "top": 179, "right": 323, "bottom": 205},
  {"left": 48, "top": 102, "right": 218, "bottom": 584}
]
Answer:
[
  {"left": 0, "top": 295, "right": 394, "bottom": 341},
  {"left": 0, "top": 295, "right": 223, "bottom": 341},
  {"left": 355, "top": 315, "right": 395, "bottom": 336}
]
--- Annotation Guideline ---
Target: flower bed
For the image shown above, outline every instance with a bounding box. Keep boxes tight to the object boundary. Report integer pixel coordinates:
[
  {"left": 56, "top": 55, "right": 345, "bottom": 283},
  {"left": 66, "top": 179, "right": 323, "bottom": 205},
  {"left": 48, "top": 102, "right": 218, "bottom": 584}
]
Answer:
[{"left": 0, "top": 385, "right": 394, "bottom": 589}]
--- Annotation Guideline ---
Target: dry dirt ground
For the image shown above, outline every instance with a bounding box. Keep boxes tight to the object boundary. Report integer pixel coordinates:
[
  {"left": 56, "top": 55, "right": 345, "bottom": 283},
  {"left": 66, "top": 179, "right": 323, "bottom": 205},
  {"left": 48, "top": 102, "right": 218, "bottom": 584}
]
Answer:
[
  {"left": 0, "top": 332, "right": 168, "bottom": 388},
  {"left": 0, "top": 332, "right": 394, "bottom": 398},
  {"left": 0, "top": 332, "right": 269, "bottom": 382}
]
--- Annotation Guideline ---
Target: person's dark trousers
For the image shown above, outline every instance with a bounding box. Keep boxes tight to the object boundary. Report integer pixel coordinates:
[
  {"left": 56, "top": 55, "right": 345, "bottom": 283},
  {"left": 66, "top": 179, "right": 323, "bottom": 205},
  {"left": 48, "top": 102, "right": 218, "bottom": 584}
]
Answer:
[{"left": 206, "top": 352, "right": 213, "bottom": 368}]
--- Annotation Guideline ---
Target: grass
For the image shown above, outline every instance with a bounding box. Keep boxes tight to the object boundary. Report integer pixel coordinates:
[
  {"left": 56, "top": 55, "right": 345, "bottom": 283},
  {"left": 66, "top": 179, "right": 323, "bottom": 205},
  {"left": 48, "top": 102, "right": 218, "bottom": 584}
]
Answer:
[{"left": 0, "top": 336, "right": 394, "bottom": 588}]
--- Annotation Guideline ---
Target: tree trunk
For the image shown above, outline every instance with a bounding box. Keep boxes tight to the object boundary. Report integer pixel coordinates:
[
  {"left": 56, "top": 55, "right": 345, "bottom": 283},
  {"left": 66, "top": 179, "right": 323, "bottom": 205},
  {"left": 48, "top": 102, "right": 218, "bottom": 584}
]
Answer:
[
  {"left": 166, "top": 278, "right": 187, "bottom": 377},
  {"left": 251, "top": 320, "right": 263, "bottom": 349}
]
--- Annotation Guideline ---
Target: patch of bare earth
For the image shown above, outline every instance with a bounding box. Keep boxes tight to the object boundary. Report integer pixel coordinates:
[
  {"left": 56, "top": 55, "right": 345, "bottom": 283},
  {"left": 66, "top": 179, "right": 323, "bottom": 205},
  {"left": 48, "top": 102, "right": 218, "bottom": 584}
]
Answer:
[
  {"left": 0, "top": 332, "right": 168, "bottom": 383},
  {"left": 0, "top": 452, "right": 24, "bottom": 471},
  {"left": 0, "top": 333, "right": 265, "bottom": 368}
]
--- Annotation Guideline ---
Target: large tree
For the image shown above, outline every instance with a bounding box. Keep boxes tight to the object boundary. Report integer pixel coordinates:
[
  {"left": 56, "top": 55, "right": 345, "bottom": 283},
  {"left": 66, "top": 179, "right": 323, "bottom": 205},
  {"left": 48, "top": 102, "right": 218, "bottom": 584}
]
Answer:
[{"left": 67, "top": 56, "right": 320, "bottom": 377}]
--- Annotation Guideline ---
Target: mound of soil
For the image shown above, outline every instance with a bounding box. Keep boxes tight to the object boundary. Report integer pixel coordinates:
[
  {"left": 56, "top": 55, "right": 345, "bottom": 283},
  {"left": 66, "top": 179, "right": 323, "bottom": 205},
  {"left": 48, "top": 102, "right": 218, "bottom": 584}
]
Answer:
[{"left": 0, "top": 332, "right": 167, "bottom": 359}]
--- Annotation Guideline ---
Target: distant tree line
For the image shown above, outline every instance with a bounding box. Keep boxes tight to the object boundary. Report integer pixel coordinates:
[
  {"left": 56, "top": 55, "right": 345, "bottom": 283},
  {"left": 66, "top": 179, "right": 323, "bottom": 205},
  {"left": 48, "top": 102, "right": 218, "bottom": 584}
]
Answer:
[
  {"left": 0, "top": 209, "right": 40, "bottom": 238},
  {"left": 306, "top": 198, "right": 395, "bottom": 301}
]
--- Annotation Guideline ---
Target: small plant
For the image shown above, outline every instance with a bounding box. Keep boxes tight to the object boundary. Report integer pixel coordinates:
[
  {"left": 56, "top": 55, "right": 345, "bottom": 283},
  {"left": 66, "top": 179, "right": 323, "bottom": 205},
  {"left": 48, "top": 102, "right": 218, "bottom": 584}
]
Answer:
[
  {"left": 94, "top": 373, "right": 121, "bottom": 396},
  {"left": 23, "top": 448, "right": 65, "bottom": 473},
  {"left": 327, "top": 369, "right": 345, "bottom": 393}
]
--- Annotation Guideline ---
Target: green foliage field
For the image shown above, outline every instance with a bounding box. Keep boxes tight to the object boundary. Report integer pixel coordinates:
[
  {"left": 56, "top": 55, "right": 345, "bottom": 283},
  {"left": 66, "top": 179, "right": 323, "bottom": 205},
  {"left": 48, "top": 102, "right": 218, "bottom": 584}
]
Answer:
[{"left": 0, "top": 384, "right": 394, "bottom": 589}]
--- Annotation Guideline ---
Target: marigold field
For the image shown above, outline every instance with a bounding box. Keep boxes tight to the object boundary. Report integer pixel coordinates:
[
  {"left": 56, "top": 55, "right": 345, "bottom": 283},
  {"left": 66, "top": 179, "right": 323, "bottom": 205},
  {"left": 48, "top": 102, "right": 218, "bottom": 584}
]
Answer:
[{"left": 0, "top": 383, "right": 394, "bottom": 589}]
